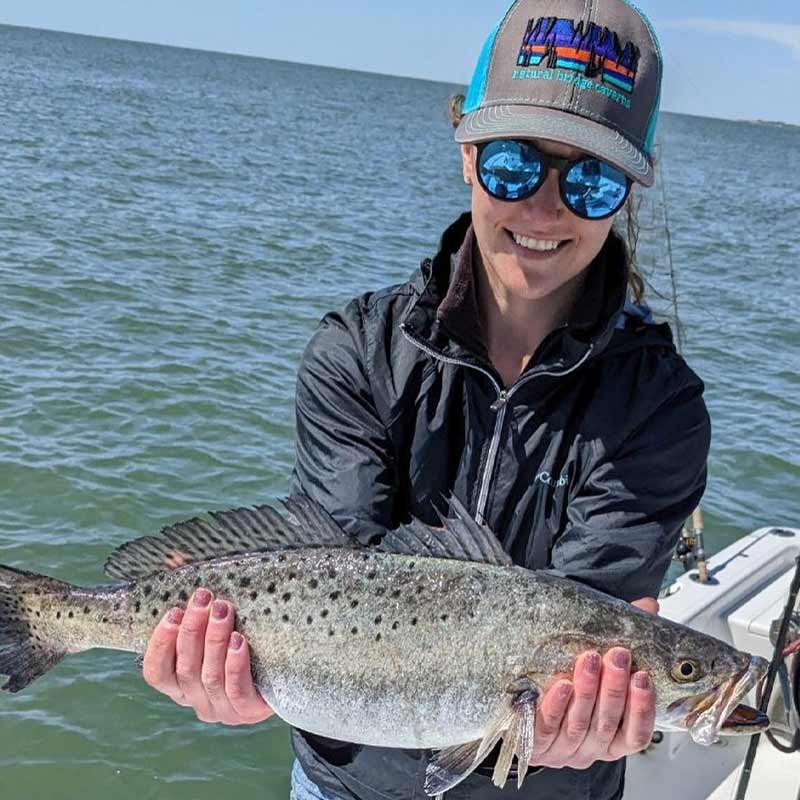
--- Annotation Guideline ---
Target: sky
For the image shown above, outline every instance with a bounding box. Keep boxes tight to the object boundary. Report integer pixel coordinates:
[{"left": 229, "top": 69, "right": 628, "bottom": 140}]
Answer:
[{"left": 2, "top": 0, "right": 799, "bottom": 125}]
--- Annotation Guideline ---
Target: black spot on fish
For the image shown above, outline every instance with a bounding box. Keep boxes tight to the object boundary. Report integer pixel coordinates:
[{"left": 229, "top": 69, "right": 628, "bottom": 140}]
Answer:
[
  {"left": 374, "top": 615, "right": 382, "bottom": 625},
  {"left": 375, "top": 587, "right": 385, "bottom": 596},
  {"left": 351, "top": 627, "right": 358, "bottom": 635},
  {"left": 328, "top": 568, "right": 336, "bottom": 579},
  {"left": 240, "top": 577, "right": 251, "bottom": 588},
  {"left": 367, "top": 571, "right": 377, "bottom": 580},
  {"left": 193, "top": 577, "right": 202, "bottom": 587},
  {"left": 362, "top": 553, "right": 370, "bottom": 562},
  {"left": 441, "top": 614, "right": 448, "bottom": 622},
  {"left": 328, "top": 629, "right": 334, "bottom": 637},
  {"left": 179, "top": 590, "right": 189, "bottom": 602},
  {"left": 411, "top": 617, "right": 417, "bottom": 626},
  {"left": 408, "top": 562, "right": 416, "bottom": 570},
  {"left": 35, "top": 611, "right": 40, "bottom": 617},
  {"left": 143, "top": 586, "right": 152, "bottom": 597},
  {"left": 102, "top": 617, "right": 108, "bottom": 624},
  {"left": 267, "top": 583, "right": 276, "bottom": 594},
  {"left": 309, "top": 578, "right": 318, "bottom": 589},
  {"left": 161, "top": 591, "right": 171, "bottom": 602},
  {"left": 307, "top": 616, "right": 313, "bottom": 625},
  {"left": 321, "top": 609, "right": 329, "bottom": 618},
  {"left": 68, "top": 611, "right": 74, "bottom": 619},
  {"left": 84, "top": 606, "right": 90, "bottom": 614},
  {"left": 282, "top": 592, "right": 292, "bottom": 602},
  {"left": 392, "top": 621, "right": 399, "bottom": 630},
  {"left": 134, "top": 602, "right": 141, "bottom": 613},
  {"left": 391, "top": 589, "right": 401, "bottom": 598},
  {"left": 416, "top": 586, "right": 424, "bottom": 595},
  {"left": 288, "top": 571, "right": 297, "bottom": 581},
  {"left": 263, "top": 607, "right": 272, "bottom": 616},
  {"left": 350, "top": 600, "right": 359, "bottom": 609},
  {"left": 250, "top": 591, "right": 258, "bottom": 601},
  {"left": 151, "top": 609, "right": 158, "bottom": 618},
  {"left": 282, "top": 614, "right": 289, "bottom": 622},
  {"left": 227, "top": 572, "right": 235, "bottom": 582},
  {"left": 330, "top": 591, "right": 340, "bottom": 601},
  {"left": 278, "top": 554, "right": 286, "bottom": 562},
  {"left": 375, "top": 633, "right": 382, "bottom": 642},
  {"left": 113, "top": 603, "right": 120, "bottom": 611}
]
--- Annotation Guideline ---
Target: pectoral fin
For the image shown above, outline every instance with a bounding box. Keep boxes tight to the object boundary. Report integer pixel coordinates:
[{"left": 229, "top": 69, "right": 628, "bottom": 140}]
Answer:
[
  {"left": 424, "top": 678, "right": 540, "bottom": 797},
  {"left": 425, "top": 739, "right": 484, "bottom": 796}
]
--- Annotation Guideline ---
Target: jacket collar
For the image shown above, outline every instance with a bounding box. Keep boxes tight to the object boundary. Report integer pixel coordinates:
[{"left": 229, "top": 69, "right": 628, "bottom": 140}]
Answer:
[{"left": 402, "top": 213, "right": 630, "bottom": 379}]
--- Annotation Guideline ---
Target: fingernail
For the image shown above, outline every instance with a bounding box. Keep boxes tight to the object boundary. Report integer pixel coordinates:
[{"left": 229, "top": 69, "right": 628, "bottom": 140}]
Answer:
[
  {"left": 612, "top": 650, "right": 630, "bottom": 670},
  {"left": 193, "top": 589, "right": 212, "bottom": 607},
  {"left": 167, "top": 607, "right": 184, "bottom": 625},
  {"left": 585, "top": 653, "right": 601, "bottom": 675},
  {"left": 229, "top": 632, "right": 244, "bottom": 651},
  {"left": 634, "top": 672, "right": 651, "bottom": 690},
  {"left": 558, "top": 681, "right": 573, "bottom": 701},
  {"left": 212, "top": 600, "right": 228, "bottom": 620}
]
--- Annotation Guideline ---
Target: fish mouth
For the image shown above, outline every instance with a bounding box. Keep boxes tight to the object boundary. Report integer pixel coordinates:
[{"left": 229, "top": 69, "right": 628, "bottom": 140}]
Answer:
[{"left": 666, "top": 656, "right": 770, "bottom": 745}]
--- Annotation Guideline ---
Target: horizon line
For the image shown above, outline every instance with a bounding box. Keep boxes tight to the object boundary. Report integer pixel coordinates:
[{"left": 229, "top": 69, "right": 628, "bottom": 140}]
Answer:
[{"left": 1, "top": 21, "right": 796, "bottom": 129}]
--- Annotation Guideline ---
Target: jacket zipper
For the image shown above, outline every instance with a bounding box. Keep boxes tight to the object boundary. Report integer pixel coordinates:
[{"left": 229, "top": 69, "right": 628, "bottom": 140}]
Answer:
[{"left": 400, "top": 323, "right": 594, "bottom": 523}]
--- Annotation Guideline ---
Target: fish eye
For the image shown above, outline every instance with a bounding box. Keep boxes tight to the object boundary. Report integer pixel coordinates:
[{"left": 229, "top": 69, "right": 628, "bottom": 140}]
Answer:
[{"left": 672, "top": 659, "right": 703, "bottom": 683}]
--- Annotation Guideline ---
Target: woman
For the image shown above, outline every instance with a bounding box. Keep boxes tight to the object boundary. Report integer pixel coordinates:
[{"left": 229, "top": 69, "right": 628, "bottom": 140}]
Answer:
[{"left": 142, "top": 1, "right": 710, "bottom": 798}]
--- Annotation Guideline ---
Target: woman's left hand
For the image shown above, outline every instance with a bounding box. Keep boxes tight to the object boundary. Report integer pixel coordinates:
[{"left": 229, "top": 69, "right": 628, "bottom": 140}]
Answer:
[{"left": 529, "top": 597, "right": 660, "bottom": 770}]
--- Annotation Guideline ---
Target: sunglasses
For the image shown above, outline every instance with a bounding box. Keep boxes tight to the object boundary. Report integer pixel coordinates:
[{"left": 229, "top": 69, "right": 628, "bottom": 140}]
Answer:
[{"left": 475, "top": 139, "right": 631, "bottom": 221}]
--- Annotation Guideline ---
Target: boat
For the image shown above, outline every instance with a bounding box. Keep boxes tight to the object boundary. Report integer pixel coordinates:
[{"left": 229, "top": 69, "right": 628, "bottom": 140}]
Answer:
[{"left": 625, "top": 525, "right": 800, "bottom": 799}]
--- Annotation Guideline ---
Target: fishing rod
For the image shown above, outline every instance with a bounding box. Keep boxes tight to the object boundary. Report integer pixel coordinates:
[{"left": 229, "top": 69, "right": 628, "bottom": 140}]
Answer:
[
  {"left": 653, "top": 138, "right": 708, "bottom": 583},
  {"left": 734, "top": 556, "right": 800, "bottom": 800}
]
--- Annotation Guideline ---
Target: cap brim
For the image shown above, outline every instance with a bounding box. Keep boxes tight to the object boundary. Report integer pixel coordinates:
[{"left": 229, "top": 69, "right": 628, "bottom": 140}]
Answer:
[{"left": 455, "top": 105, "right": 654, "bottom": 187}]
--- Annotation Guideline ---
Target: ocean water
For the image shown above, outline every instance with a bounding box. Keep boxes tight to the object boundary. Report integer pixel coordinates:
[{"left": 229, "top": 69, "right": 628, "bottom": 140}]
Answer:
[{"left": 0, "top": 24, "right": 798, "bottom": 800}]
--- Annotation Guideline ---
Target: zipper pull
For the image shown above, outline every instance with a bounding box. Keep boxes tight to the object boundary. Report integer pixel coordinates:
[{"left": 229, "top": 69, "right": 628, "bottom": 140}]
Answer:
[{"left": 490, "top": 391, "right": 508, "bottom": 413}]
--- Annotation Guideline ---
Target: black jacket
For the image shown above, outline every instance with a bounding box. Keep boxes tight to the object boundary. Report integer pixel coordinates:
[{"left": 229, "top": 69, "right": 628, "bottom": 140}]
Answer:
[{"left": 288, "top": 213, "right": 710, "bottom": 800}]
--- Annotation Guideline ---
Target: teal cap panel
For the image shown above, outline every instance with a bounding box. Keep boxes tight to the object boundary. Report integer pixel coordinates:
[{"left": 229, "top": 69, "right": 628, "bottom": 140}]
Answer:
[
  {"left": 463, "top": 20, "right": 503, "bottom": 114},
  {"left": 620, "top": 0, "right": 662, "bottom": 155}
]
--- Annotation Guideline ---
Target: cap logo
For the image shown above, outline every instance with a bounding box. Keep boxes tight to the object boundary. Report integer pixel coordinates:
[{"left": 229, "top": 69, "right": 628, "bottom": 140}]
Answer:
[{"left": 517, "top": 17, "right": 640, "bottom": 94}]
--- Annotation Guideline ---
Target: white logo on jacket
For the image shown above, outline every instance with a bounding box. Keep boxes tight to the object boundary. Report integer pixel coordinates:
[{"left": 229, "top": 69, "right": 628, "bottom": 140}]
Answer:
[{"left": 535, "top": 471, "right": 569, "bottom": 488}]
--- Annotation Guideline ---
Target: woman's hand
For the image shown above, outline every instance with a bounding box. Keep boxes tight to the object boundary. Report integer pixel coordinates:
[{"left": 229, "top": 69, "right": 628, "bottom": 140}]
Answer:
[
  {"left": 142, "top": 588, "right": 274, "bottom": 725},
  {"left": 530, "top": 597, "right": 660, "bottom": 770}
]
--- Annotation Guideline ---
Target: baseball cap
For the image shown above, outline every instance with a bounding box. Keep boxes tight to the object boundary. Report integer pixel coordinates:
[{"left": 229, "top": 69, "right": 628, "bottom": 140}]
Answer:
[{"left": 455, "top": 0, "right": 663, "bottom": 187}]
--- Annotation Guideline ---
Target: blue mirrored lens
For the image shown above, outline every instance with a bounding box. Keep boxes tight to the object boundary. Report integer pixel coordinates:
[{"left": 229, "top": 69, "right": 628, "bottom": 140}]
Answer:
[
  {"left": 563, "top": 160, "right": 628, "bottom": 219},
  {"left": 478, "top": 141, "right": 543, "bottom": 201}
]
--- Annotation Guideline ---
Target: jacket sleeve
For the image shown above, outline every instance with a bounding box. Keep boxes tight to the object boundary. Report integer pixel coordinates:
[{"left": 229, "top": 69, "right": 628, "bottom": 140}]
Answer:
[
  {"left": 289, "top": 300, "right": 397, "bottom": 544},
  {"left": 550, "top": 377, "right": 711, "bottom": 602}
]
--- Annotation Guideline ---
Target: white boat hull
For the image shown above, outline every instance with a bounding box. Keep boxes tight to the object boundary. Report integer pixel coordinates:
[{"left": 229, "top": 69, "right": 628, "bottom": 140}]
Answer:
[{"left": 625, "top": 526, "right": 800, "bottom": 799}]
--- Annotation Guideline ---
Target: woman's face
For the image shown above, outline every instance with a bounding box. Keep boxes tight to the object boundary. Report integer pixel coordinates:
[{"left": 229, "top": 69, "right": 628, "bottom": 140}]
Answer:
[{"left": 461, "top": 139, "right": 619, "bottom": 304}]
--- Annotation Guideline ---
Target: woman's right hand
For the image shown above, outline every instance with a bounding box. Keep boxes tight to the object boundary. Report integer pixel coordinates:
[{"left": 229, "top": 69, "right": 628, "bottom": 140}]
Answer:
[{"left": 142, "top": 588, "right": 274, "bottom": 726}]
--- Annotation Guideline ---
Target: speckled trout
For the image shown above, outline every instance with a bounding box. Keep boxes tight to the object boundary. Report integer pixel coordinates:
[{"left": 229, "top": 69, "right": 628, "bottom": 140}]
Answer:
[{"left": 0, "top": 497, "right": 769, "bottom": 794}]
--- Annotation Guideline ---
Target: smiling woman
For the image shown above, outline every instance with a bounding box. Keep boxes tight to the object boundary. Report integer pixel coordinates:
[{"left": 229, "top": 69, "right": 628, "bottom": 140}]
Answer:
[{"left": 141, "top": 1, "right": 711, "bottom": 799}]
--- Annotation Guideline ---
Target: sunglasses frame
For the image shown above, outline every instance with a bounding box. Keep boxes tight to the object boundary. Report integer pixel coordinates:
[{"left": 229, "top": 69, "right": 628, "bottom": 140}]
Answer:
[{"left": 474, "top": 139, "right": 632, "bottom": 221}]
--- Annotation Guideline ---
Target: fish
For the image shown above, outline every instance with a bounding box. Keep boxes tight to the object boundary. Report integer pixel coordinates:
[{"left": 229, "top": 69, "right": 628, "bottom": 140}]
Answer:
[{"left": 0, "top": 496, "right": 770, "bottom": 795}]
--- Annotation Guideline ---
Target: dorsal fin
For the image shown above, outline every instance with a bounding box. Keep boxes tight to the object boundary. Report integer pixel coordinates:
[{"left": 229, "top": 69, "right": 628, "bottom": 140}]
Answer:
[
  {"left": 380, "top": 496, "right": 513, "bottom": 567},
  {"left": 103, "top": 497, "right": 355, "bottom": 581},
  {"left": 104, "top": 495, "right": 512, "bottom": 582}
]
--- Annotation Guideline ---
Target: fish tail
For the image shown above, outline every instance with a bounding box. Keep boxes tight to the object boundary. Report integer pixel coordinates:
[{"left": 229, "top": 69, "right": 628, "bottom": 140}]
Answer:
[{"left": 0, "top": 564, "right": 75, "bottom": 692}]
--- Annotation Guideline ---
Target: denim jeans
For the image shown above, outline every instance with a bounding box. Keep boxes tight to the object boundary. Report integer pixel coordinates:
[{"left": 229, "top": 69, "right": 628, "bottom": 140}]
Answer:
[{"left": 290, "top": 760, "right": 344, "bottom": 800}]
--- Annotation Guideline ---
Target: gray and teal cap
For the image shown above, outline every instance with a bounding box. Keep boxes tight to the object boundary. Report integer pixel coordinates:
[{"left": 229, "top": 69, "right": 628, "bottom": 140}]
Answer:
[{"left": 455, "top": 0, "right": 662, "bottom": 186}]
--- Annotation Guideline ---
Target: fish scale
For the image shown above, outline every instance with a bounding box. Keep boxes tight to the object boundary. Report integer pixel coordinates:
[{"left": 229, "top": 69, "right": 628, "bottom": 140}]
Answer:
[{"left": 0, "top": 497, "right": 770, "bottom": 796}]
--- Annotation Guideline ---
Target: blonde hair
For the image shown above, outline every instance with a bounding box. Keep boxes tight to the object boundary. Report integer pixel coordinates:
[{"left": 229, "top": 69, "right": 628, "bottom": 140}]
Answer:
[{"left": 448, "top": 93, "right": 645, "bottom": 303}]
